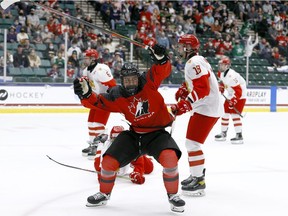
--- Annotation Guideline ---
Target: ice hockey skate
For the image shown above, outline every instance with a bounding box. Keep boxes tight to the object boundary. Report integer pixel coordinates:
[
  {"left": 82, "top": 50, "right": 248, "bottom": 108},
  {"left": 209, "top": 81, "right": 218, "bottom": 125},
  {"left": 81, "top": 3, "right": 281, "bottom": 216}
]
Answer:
[
  {"left": 181, "top": 175, "right": 193, "bottom": 186},
  {"left": 230, "top": 132, "right": 243, "bottom": 144},
  {"left": 168, "top": 194, "right": 185, "bottom": 213},
  {"left": 86, "top": 192, "right": 110, "bottom": 207},
  {"left": 215, "top": 131, "right": 227, "bottom": 141},
  {"left": 181, "top": 170, "right": 206, "bottom": 197},
  {"left": 82, "top": 134, "right": 108, "bottom": 158}
]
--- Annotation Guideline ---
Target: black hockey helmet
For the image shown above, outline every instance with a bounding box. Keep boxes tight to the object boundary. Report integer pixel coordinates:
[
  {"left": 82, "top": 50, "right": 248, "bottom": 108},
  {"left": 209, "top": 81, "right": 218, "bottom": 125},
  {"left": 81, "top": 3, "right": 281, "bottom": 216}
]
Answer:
[{"left": 120, "top": 62, "right": 140, "bottom": 95}]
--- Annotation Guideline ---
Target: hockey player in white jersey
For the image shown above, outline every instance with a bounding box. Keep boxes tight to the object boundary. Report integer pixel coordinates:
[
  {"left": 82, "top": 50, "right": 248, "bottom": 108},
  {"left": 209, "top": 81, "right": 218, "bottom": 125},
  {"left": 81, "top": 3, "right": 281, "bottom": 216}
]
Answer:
[
  {"left": 81, "top": 49, "right": 116, "bottom": 159},
  {"left": 171, "top": 34, "right": 223, "bottom": 196},
  {"left": 215, "top": 57, "right": 247, "bottom": 144},
  {"left": 94, "top": 126, "right": 154, "bottom": 184}
]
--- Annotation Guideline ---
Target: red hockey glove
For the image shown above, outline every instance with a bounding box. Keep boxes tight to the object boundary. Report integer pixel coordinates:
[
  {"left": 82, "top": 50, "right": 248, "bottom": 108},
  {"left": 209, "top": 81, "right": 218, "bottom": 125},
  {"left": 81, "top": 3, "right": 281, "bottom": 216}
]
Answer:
[
  {"left": 218, "top": 81, "right": 225, "bottom": 94},
  {"left": 129, "top": 172, "right": 145, "bottom": 184},
  {"left": 171, "top": 100, "right": 192, "bottom": 116},
  {"left": 228, "top": 97, "right": 238, "bottom": 109},
  {"left": 175, "top": 82, "right": 189, "bottom": 101}
]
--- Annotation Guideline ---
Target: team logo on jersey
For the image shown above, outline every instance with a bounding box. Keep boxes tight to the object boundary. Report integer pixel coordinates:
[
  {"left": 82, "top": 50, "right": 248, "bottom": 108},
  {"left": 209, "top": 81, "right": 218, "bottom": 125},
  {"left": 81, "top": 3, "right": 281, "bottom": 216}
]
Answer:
[{"left": 128, "top": 97, "right": 150, "bottom": 118}]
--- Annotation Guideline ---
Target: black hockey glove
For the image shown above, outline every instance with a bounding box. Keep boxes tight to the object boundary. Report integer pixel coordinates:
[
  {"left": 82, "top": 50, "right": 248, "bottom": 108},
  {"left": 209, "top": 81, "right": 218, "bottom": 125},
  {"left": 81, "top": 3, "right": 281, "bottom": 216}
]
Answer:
[
  {"left": 148, "top": 44, "right": 169, "bottom": 65},
  {"left": 73, "top": 77, "right": 92, "bottom": 99}
]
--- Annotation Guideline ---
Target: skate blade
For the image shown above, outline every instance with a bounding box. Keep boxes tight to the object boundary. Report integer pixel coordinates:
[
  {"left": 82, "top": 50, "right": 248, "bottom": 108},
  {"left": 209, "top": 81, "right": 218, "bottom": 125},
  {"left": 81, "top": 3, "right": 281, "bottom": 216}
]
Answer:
[
  {"left": 82, "top": 152, "right": 89, "bottom": 157},
  {"left": 215, "top": 138, "right": 226, "bottom": 141},
  {"left": 182, "top": 189, "right": 205, "bottom": 197},
  {"left": 87, "top": 155, "right": 96, "bottom": 160},
  {"left": 86, "top": 201, "right": 107, "bottom": 207},
  {"left": 231, "top": 140, "right": 244, "bottom": 144},
  {"left": 170, "top": 204, "right": 185, "bottom": 213}
]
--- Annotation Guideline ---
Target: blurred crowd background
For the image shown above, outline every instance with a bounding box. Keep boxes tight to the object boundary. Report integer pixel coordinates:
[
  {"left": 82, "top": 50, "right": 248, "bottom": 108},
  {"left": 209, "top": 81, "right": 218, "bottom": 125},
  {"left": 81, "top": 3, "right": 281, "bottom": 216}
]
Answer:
[{"left": 0, "top": 0, "right": 287, "bottom": 86}]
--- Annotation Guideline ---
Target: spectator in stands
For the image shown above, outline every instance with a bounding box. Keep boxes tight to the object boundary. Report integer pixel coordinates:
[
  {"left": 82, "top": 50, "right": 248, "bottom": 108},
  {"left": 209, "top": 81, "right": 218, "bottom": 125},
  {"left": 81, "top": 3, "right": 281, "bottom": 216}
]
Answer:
[
  {"left": 12, "top": 19, "right": 22, "bottom": 34},
  {"left": 47, "top": 64, "right": 62, "bottom": 79},
  {"left": 75, "top": 4, "right": 85, "bottom": 19},
  {"left": 114, "top": 44, "right": 126, "bottom": 61},
  {"left": 130, "top": 2, "right": 141, "bottom": 25},
  {"left": 45, "top": 42, "right": 57, "bottom": 61},
  {"left": 0, "top": 51, "right": 13, "bottom": 75},
  {"left": 137, "top": 16, "right": 150, "bottom": 32},
  {"left": 52, "top": 51, "right": 65, "bottom": 68},
  {"left": 203, "top": 12, "right": 214, "bottom": 30},
  {"left": 173, "top": 56, "right": 185, "bottom": 73},
  {"left": 17, "top": 27, "right": 29, "bottom": 45},
  {"left": 195, "top": 18, "right": 207, "bottom": 35},
  {"left": 183, "top": 18, "right": 195, "bottom": 34},
  {"left": 32, "top": 30, "right": 43, "bottom": 44},
  {"left": 102, "top": 37, "right": 117, "bottom": 53},
  {"left": 156, "top": 31, "right": 170, "bottom": 49},
  {"left": 175, "top": 25, "right": 185, "bottom": 41},
  {"left": 18, "top": 9, "right": 27, "bottom": 27},
  {"left": 101, "top": 48, "right": 113, "bottom": 66},
  {"left": 109, "top": 4, "right": 125, "bottom": 30},
  {"left": 7, "top": 26, "right": 17, "bottom": 43},
  {"left": 147, "top": 0, "right": 160, "bottom": 14},
  {"left": 259, "top": 42, "right": 272, "bottom": 63},
  {"left": 67, "top": 39, "right": 82, "bottom": 59},
  {"left": 68, "top": 50, "right": 80, "bottom": 69},
  {"left": 41, "top": 25, "right": 55, "bottom": 44},
  {"left": 271, "top": 47, "right": 283, "bottom": 68},
  {"left": 231, "top": 39, "right": 245, "bottom": 59},
  {"left": 27, "top": 8, "right": 40, "bottom": 31},
  {"left": 67, "top": 61, "right": 75, "bottom": 78},
  {"left": 13, "top": 45, "right": 30, "bottom": 68},
  {"left": 211, "top": 19, "right": 223, "bottom": 35},
  {"left": 111, "top": 52, "right": 124, "bottom": 79},
  {"left": 203, "top": 39, "right": 216, "bottom": 57},
  {"left": 28, "top": 48, "right": 41, "bottom": 68}
]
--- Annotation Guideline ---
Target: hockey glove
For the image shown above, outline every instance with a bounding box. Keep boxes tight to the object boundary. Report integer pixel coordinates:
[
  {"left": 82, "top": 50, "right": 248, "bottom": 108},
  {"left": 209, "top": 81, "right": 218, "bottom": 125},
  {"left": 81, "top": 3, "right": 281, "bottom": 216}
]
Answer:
[
  {"left": 129, "top": 171, "right": 145, "bottom": 184},
  {"left": 175, "top": 82, "right": 189, "bottom": 101},
  {"left": 171, "top": 99, "right": 192, "bottom": 116},
  {"left": 73, "top": 76, "right": 92, "bottom": 99},
  {"left": 228, "top": 97, "right": 238, "bottom": 109},
  {"left": 218, "top": 81, "right": 225, "bottom": 94},
  {"left": 148, "top": 44, "right": 169, "bottom": 65}
]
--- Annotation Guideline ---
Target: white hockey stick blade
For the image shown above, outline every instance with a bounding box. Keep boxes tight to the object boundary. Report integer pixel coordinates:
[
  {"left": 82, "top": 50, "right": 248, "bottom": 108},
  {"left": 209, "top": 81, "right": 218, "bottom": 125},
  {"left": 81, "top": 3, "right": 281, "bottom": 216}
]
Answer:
[{"left": 0, "top": 0, "right": 20, "bottom": 10}]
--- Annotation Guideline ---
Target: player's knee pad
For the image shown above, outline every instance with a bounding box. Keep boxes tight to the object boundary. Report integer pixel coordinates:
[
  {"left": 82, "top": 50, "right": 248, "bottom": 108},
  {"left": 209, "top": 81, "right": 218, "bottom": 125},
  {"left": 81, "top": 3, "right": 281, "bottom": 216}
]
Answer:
[
  {"left": 158, "top": 149, "right": 178, "bottom": 168},
  {"left": 185, "top": 139, "right": 202, "bottom": 152},
  {"left": 102, "top": 155, "right": 120, "bottom": 172}
]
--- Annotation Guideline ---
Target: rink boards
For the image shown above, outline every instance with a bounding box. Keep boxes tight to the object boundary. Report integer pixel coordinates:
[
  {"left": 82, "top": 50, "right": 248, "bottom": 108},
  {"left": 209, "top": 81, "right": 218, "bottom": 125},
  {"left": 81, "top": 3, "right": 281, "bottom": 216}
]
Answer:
[{"left": 0, "top": 85, "right": 288, "bottom": 113}]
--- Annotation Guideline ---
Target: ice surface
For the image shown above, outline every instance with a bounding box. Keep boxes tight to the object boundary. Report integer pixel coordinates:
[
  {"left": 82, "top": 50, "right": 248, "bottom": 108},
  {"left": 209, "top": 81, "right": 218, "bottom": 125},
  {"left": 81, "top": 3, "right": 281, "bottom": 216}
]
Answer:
[{"left": 0, "top": 112, "right": 288, "bottom": 216}]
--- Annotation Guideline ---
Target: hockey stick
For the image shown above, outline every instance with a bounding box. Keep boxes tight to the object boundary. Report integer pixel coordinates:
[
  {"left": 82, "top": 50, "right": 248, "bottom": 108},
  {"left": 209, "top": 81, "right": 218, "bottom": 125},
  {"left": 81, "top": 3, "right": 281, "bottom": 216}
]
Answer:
[
  {"left": 1, "top": 0, "right": 147, "bottom": 49},
  {"left": 46, "top": 155, "right": 130, "bottom": 180},
  {"left": 221, "top": 94, "right": 244, "bottom": 118}
]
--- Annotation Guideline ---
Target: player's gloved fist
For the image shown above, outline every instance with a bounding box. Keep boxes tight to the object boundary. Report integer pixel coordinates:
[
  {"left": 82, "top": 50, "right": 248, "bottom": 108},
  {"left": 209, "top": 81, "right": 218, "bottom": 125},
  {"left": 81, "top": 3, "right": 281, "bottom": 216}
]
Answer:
[
  {"left": 73, "top": 76, "right": 92, "bottom": 99},
  {"left": 175, "top": 82, "right": 189, "bottom": 101},
  {"left": 129, "top": 171, "right": 145, "bottom": 184},
  {"left": 218, "top": 81, "right": 225, "bottom": 94},
  {"left": 171, "top": 100, "right": 192, "bottom": 116},
  {"left": 228, "top": 97, "right": 237, "bottom": 109},
  {"left": 148, "top": 44, "right": 169, "bottom": 65}
]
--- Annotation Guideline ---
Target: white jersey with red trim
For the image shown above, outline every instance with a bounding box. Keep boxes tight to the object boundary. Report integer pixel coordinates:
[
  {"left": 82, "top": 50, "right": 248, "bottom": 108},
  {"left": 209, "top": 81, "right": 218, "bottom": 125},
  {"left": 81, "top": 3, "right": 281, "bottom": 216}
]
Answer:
[
  {"left": 219, "top": 68, "right": 247, "bottom": 100},
  {"left": 82, "top": 63, "right": 115, "bottom": 94},
  {"left": 184, "top": 55, "right": 224, "bottom": 117}
]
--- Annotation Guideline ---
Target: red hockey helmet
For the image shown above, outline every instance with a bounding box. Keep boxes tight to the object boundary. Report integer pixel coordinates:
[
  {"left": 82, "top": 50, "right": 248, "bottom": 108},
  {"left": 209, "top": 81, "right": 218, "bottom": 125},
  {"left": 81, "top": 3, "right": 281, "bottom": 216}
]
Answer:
[
  {"left": 84, "top": 49, "right": 99, "bottom": 59},
  {"left": 178, "top": 34, "right": 200, "bottom": 50},
  {"left": 218, "top": 57, "right": 231, "bottom": 72},
  {"left": 110, "top": 126, "right": 125, "bottom": 139}
]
